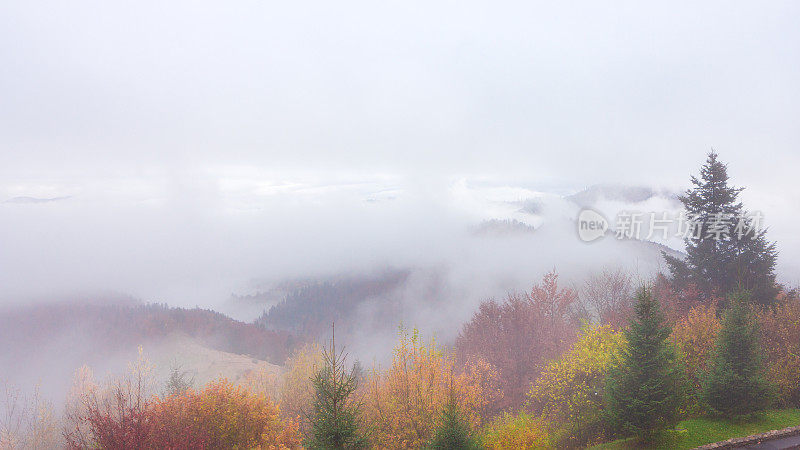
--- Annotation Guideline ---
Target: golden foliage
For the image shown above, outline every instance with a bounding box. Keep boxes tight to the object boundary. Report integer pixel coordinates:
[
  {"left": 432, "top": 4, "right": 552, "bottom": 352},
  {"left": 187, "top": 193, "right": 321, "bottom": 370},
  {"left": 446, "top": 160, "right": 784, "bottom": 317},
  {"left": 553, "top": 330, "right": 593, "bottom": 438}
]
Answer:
[
  {"left": 276, "top": 342, "right": 324, "bottom": 434},
  {"left": 148, "top": 379, "right": 301, "bottom": 449},
  {"left": 481, "top": 411, "right": 551, "bottom": 449},
  {"left": 527, "top": 324, "right": 624, "bottom": 444},
  {"left": 758, "top": 292, "right": 800, "bottom": 405},
  {"left": 363, "top": 327, "right": 493, "bottom": 449},
  {"left": 670, "top": 304, "right": 721, "bottom": 414},
  {"left": 671, "top": 305, "right": 721, "bottom": 380}
]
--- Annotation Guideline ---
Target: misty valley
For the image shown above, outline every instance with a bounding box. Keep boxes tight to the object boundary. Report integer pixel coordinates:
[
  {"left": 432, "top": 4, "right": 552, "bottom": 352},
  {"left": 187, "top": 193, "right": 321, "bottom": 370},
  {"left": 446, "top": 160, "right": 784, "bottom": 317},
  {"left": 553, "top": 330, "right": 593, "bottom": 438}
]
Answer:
[
  {"left": 2, "top": 153, "right": 799, "bottom": 449},
  {"left": 2, "top": 2, "right": 799, "bottom": 448}
]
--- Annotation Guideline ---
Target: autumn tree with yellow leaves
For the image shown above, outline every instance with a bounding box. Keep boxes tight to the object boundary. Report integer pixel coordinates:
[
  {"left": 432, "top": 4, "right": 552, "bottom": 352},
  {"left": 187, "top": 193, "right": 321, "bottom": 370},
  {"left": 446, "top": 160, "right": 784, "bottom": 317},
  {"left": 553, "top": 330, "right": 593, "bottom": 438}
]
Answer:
[
  {"left": 527, "top": 324, "right": 625, "bottom": 447},
  {"left": 363, "top": 327, "right": 497, "bottom": 449}
]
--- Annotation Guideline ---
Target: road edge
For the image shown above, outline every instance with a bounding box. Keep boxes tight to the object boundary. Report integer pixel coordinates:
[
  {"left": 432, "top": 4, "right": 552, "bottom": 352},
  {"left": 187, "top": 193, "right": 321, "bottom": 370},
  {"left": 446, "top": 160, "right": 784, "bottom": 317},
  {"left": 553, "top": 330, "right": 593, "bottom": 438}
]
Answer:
[{"left": 694, "top": 425, "right": 800, "bottom": 449}]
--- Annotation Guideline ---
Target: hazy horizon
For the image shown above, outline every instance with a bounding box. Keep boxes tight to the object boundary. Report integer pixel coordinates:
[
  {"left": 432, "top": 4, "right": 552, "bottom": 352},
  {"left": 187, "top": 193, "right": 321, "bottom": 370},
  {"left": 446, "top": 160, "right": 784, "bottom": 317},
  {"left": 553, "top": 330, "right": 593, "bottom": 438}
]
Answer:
[{"left": 2, "top": 1, "right": 799, "bottom": 309}]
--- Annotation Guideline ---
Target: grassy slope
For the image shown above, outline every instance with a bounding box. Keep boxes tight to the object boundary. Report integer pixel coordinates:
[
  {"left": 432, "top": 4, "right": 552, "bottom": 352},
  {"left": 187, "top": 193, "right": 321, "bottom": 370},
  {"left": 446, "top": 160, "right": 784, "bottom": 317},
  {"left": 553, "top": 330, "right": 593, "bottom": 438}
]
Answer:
[{"left": 591, "top": 409, "right": 800, "bottom": 450}]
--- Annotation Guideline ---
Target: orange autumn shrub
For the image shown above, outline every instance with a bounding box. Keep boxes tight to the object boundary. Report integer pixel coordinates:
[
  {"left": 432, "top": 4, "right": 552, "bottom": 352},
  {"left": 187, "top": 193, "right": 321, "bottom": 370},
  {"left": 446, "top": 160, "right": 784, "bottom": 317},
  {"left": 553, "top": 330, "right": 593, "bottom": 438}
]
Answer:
[
  {"left": 670, "top": 304, "right": 721, "bottom": 413},
  {"left": 480, "top": 411, "right": 551, "bottom": 449},
  {"left": 64, "top": 348, "right": 300, "bottom": 449},
  {"left": 147, "top": 379, "right": 301, "bottom": 449},
  {"left": 758, "top": 292, "right": 800, "bottom": 406},
  {"left": 462, "top": 357, "right": 504, "bottom": 422},
  {"left": 364, "top": 327, "right": 492, "bottom": 449}
]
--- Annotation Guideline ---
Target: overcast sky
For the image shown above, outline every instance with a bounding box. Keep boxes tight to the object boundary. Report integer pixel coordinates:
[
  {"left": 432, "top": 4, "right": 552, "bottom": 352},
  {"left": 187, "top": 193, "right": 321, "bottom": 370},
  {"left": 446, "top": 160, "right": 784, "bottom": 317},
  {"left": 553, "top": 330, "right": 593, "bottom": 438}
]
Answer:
[
  {"left": 2, "top": 1, "right": 799, "bottom": 183},
  {"left": 1, "top": 1, "right": 799, "bottom": 303}
]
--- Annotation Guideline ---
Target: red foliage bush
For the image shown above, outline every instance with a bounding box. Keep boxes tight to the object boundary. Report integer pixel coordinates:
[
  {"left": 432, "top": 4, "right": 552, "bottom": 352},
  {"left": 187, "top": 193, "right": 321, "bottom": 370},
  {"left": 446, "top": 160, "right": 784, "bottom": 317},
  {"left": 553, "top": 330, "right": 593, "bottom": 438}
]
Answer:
[
  {"left": 653, "top": 274, "right": 715, "bottom": 323},
  {"left": 64, "top": 362, "right": 300, "bottom": 449},
  {"left": 455, "top": 271, "right": 580, "bottom": 413},
  {"left": 63, "top": 354, "right": 155, "bottom": 449}
]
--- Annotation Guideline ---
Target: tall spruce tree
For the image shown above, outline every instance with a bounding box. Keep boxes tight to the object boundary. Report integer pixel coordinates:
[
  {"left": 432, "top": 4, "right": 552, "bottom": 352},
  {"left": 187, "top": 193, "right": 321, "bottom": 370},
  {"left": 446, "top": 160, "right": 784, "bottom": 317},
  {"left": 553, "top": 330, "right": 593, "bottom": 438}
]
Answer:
[
  {"left": 305, "top": 325, "right": 369, "bottom": 449},
  {"left": 664, "top": 151, "right": 778, "bottom": 306},
  {"left": 604, "top": 287, "right": 683, "bottom": 440},
  {"left": 702, "top": 291, "right": 775, "bottom": 418}
]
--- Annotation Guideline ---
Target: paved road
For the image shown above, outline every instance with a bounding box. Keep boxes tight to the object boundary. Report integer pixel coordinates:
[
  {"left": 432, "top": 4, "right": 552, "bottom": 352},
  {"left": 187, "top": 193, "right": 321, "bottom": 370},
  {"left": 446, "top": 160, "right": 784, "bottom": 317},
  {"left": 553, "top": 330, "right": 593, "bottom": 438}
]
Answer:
[{"left": 741, "top": 432, "right": 800, "bottom": 449}]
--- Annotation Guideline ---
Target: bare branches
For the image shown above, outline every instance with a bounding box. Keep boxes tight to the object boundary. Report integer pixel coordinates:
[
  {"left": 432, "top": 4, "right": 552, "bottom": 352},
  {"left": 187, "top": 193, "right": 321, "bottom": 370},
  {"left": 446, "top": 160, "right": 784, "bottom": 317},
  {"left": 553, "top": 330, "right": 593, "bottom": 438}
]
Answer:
[{"left": 1, "top": 382, "right": 59, "bottom": 449}]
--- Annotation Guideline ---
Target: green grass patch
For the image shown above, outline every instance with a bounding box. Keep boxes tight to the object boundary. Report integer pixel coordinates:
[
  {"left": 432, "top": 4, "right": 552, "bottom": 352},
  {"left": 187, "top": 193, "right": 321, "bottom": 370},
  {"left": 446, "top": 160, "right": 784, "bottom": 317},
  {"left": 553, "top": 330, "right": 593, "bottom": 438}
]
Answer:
[{"left": 590, "top": 408, "right": 800, "bottom": 449}]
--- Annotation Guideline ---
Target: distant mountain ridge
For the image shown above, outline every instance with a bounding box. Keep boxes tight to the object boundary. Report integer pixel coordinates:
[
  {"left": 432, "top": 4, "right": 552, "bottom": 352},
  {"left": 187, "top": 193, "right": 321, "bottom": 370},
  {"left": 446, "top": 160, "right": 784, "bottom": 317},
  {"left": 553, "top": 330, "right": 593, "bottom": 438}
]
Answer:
[
  {"left": 254, "top": 269, "right": 413, "bottom": 338},
  {"left": 567, "top": 184, "right": 680, "bottom": 208},
  {"left": 0, "top": 300, "right": 295, "bottom": 365}
]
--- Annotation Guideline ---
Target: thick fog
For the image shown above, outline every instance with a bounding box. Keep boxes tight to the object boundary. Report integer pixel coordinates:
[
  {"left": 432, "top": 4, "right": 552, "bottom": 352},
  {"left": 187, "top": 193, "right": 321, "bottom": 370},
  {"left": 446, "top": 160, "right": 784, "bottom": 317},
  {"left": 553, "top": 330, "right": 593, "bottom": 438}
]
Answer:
[
  {"left": 3, "top": 2, "right": 800, "bottom": 415},
  {"left": 2, "top": 0, "right": 800, "bottom": 307}
]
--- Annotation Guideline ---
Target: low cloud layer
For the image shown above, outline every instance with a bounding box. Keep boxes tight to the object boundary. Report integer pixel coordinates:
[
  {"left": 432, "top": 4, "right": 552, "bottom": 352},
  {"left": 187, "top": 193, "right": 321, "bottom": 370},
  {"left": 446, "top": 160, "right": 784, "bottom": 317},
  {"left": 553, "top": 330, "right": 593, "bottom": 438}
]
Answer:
[{"left": 1, "top": 1, "right": 799, "bottom": 305}]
